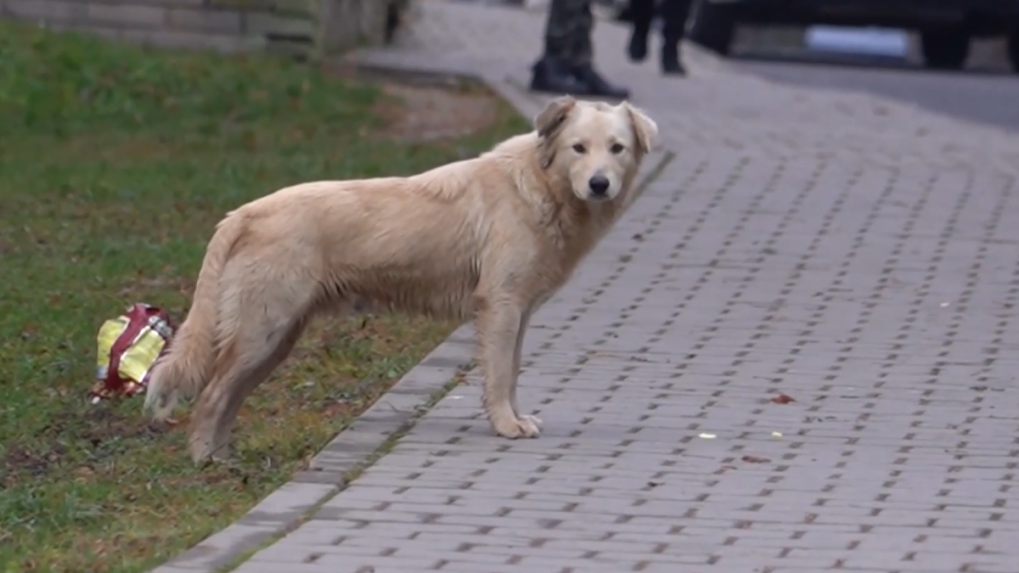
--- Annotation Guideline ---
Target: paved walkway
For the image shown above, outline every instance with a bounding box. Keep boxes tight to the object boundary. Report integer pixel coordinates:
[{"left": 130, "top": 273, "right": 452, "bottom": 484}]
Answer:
[{"left": 162, "top": 3, "right": 1019, "bottom": 572}]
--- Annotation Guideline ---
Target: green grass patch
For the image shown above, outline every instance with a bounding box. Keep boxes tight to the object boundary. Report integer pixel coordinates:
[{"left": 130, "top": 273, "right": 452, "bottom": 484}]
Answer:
[{"left": 0, "top": 21, "right": 526, "bottom": 573}]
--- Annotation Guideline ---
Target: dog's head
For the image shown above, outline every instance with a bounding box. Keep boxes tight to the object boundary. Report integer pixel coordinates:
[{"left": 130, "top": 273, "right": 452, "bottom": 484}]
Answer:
[{"left": 534, "top": 96, "right": 658, "bottom": 203}]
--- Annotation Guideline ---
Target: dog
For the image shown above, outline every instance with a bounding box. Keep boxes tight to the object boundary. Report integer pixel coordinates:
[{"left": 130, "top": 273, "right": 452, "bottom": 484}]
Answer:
[{"left": 144, "top": 96, "right": 658, "bottom": 463}]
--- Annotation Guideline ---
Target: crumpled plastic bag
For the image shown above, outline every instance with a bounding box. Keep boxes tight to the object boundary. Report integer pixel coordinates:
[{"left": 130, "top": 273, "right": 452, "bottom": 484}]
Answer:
[{"left": 89, "top": 303, "right": 175, "bottom": 404}]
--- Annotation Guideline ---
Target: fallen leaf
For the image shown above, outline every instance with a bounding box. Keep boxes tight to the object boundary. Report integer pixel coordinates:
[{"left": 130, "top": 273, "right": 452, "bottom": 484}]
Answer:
[
  {"left": 770, "top": 393, "right": 795, "bottom": 405},
  {"left": 741, "top": 455, "right": 770, "bottom": 464}
]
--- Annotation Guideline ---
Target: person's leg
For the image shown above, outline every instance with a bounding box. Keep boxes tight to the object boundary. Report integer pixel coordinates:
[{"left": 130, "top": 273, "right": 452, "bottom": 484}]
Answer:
[
  {"left": 563, "top": 0, "right": 631, "bottom": 98},
  {"left": 544, "top": 0, "right": 587, "bottom": 62},
  {"left": 533, "top": 0, "right": 630, "bottom": 98},
  {"left": 531, "top": 0, "right": 589, "bottom": 94},
  {"left": 660, "top": 0, "right": 694, "bottom": 75},
  {"left": 628, "top": 0, "right": 656, "bottom": 62},
  {"left": 564, "top": 0, "right": 595, "bottom": 66}
]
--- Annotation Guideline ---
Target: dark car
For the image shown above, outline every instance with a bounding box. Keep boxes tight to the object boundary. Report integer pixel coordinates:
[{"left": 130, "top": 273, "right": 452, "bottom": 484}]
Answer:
[{"left": 684, "top": 0, "right": 1019, "bottom": 71}]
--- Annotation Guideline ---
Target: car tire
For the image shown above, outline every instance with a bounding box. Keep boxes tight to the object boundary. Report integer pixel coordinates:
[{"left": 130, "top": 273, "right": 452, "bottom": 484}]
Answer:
[
  {"left": 1008, "top": 22, "right": 1019, "bottom": 73},
  {"left": 919, "top": 27, "right": 970, "bottom": 70},
  {"left": 688, "top": 0, "right": 736, "bottom": 56}
]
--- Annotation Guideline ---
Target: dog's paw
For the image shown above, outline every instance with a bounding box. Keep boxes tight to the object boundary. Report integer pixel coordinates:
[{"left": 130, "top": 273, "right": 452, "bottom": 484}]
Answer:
[
  {"left": 189, "top": 438, "right": 232, "bottom": 465},
  {"left": 493, "top": 413, "right": 543, "bottom": 439},
  {"left": 520, "top": 414, "right": 543, "bottom": 432}
]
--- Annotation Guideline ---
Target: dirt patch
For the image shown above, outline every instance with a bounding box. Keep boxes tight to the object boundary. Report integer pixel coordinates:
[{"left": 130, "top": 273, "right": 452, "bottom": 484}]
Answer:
[
  {"left": 2, "top": 444, "right": 61, "bottom": 481},
  {"left": 1, "top": 405, "right": 165, "bottom": 487},
  {"left": 373, "top": 82, "right": 502, "bottom": 143}
]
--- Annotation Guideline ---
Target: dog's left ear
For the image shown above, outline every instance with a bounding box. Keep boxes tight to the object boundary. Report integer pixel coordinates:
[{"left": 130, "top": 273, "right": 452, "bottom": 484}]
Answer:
[
  {"left": 622, "top": 102, "right": 658, "bottom": 154},
  {"left": 535, "top": 96, "right": 577, "bottom": 168},
  {"left": 535, "top": 96, "right": 577, "bottom": 138}
]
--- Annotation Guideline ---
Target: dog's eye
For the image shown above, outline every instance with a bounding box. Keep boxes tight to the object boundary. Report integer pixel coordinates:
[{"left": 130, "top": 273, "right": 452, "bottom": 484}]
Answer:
[
  {"left": 572, "top": 143, "right": 586, "bottom": 154},
  {"left": 610, "top": 143, "right": 625, "bottom": 154}
]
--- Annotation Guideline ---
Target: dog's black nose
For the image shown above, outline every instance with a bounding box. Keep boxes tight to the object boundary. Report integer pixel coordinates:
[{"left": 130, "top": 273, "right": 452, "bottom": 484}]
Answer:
[{"left": 588, "top": 175, "right": 610, "bottom": 197}]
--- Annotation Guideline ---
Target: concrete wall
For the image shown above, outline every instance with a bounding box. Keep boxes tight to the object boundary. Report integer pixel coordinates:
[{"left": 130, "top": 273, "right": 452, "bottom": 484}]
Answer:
[{"left": 0, "top": 0, "right": 394, "bottom": 57}]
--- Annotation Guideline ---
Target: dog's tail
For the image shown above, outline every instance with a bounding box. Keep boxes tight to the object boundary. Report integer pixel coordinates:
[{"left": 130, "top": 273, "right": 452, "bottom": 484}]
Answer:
[{"left": 144, "top": 212, "right": 244, "bottom": 421}]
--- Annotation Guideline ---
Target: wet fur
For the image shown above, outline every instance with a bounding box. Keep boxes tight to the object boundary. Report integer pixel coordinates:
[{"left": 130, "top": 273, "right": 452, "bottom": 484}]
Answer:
[{"left": 144, "top": 97, "right": 659, "bottom": 463}]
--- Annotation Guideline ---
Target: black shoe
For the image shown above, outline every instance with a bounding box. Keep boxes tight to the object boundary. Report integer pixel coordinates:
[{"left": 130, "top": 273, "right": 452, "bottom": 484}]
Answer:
[
  {"left": 628, "top": 26, "right": 650, "bottom": 62},
  {"left": 661, "top": 44, "right": 686, "bottom": 76},
  {"left": 530, "top": 56, "right": 588, "bottom": 95},
  {"left": 570, "top": 63, "right": 631, "bottom": 99}
]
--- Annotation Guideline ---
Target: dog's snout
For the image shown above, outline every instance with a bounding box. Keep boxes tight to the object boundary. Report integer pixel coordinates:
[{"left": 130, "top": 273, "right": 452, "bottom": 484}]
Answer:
[{"left": 588, "top": 174, "right": 610, "bottom": 197}]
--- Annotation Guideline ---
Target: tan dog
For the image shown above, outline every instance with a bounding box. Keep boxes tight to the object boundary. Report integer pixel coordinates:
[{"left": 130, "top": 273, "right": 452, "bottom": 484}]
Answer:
[{"left": 144, "top": 96, "right": 658, "bottom": 463}]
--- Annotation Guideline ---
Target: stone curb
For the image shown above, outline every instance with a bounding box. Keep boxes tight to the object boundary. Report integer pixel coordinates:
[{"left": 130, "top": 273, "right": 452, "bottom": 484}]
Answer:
[{"left": 149, "top": 27, "right": 675, "bottom": 573}]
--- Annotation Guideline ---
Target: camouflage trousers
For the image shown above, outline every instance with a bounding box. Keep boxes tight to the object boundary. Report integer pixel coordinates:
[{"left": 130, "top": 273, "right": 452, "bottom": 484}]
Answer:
[{"left": 542, "top": 0, "right": 595, "bottom": 65}]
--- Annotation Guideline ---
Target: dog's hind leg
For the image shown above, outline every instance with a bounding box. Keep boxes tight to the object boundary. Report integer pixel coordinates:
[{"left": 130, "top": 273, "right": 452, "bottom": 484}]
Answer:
[
  {"left": 476, "top": 295, "right": 541, "bottom": 439},
  {"left": 187, "top": 265, "right": 316, "bottom": 463},
  {"left": 188, "top": 319, "right": 306, "bottom": 463}
]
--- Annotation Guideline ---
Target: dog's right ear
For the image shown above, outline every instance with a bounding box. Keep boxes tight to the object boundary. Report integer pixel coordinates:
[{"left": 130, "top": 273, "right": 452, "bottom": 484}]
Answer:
[{"left": 535, "top": 96, "right": 576, "bottom": 168}]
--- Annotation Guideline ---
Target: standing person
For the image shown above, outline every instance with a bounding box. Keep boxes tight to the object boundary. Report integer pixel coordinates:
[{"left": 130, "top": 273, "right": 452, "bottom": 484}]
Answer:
[
  {"left": 530, "top": 0, "right": 631, "bottom": 98},
  {"left": 627, "top": 0, "right": 693, "bottom": 75}
]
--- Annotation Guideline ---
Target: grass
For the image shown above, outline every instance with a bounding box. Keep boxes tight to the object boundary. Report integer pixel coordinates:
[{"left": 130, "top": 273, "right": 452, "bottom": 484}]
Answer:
[{"left": 0, "top": 21, "right": 527, "bottom": 573}]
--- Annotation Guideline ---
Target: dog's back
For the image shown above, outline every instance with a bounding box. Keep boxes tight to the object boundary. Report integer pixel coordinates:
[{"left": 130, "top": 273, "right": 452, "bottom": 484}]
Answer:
[{"left": 225, "top": 153, "right": 531, "bottom": 319}]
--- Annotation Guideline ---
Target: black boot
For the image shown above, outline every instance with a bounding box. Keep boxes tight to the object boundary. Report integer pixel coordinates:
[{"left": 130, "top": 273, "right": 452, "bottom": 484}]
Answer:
[
  {"left": 628, "top": 23, "right": 651, "bottom": 62},
  {"left": 661, "top": 41, "right": 686, "bottom": 75},
  {"left": 530, "top": 56, "right": 588, "bottom": 95},
  {"left": 571, "top": 62, "right": 631, "bottom": 99}
]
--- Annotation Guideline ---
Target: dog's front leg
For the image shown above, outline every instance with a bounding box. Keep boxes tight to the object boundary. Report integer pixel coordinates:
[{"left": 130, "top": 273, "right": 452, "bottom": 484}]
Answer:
[
  {"left": 512, "top": 310, "right": 537, "bottom": 407},
  {"left": 476, "top": 298, "right": 542, "bottom": 439},
  {"left": 511, "top": 310, "right": 544, "bottom": 434}
]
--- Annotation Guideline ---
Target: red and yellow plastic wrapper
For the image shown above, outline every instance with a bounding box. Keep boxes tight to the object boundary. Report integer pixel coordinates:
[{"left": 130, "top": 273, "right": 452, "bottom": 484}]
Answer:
[{"left": 89, "top": 303, "right": 176, "bottom": 404}]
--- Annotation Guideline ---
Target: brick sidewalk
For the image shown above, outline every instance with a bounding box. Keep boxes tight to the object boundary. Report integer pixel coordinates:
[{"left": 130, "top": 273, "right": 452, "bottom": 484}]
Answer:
[{"left": 163, "top": 3, "right": 1019, "bottom": 572}]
